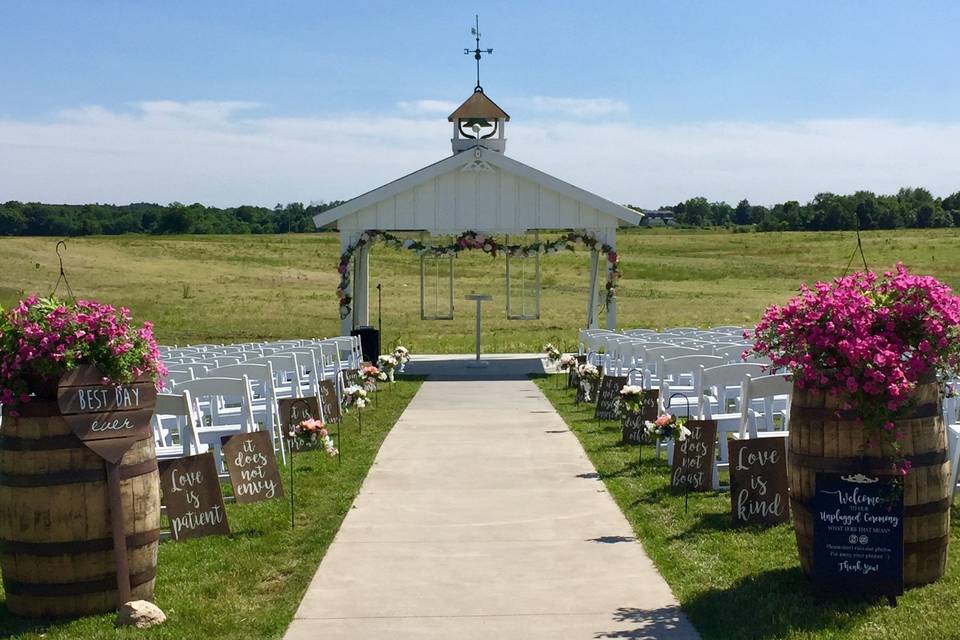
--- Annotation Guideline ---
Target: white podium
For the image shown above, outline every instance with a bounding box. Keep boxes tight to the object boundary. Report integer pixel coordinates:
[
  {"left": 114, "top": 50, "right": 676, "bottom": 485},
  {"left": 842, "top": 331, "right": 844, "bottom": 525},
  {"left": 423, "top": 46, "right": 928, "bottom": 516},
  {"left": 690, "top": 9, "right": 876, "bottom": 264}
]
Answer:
[{"left": 464, "top": 294, "right": 492, "bottom": 368}]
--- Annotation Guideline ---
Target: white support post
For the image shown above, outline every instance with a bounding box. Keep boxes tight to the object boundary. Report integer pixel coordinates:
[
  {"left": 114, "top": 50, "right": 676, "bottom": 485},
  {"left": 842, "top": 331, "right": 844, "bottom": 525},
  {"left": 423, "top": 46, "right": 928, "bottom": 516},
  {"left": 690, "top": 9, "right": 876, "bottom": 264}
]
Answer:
[
  {"left": 585, "top": 247, "right": 600, "bottom": 330},
  {"left": 354, "top": 242, "right": 370, "bottom": 328},
  {"left": 339, "top": 232, "right": 354, "bottom": 336},
  {"left": 603, "top": 229, "right": 617, "bottom": 330}
]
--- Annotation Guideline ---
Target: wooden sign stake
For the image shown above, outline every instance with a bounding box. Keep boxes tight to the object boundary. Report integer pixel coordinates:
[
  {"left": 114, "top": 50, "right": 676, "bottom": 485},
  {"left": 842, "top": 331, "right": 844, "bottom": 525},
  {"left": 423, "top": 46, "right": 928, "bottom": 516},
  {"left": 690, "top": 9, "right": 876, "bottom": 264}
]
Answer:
[{"left": 106, "top": 461, "right": 132, "bottom": 606}]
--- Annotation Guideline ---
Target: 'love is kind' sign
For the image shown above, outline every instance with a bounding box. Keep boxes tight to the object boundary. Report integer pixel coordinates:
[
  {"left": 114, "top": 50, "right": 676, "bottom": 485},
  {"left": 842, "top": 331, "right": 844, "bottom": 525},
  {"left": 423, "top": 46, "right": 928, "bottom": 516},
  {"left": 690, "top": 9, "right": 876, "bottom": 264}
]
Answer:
[
  {"left": 159, "top": 452, "right": 230, "bottom": 541},
  {"left": 57, "top": 365, "right": 158, "bottom": 463},
  {"left": 221, "top": 431, "right": 284, "bottom": 505},
  {"left": 728, "top": 438, "right": 790, "bottom": 526}
]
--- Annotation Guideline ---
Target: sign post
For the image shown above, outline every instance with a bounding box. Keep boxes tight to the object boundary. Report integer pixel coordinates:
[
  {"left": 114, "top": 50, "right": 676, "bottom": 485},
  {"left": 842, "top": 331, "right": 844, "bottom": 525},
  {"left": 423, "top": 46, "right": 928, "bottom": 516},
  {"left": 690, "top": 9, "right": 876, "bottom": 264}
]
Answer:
[{"left": 57, "top": 365, "right": 158, "bottom": 607}]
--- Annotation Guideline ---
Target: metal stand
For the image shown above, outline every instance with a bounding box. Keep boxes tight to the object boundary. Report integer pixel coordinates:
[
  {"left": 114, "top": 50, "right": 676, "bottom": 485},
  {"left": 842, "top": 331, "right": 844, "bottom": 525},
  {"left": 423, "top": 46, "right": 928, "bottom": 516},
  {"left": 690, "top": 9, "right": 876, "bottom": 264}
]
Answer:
[
  {"left": 464, "top": 294, "right": 492, "bottom": 368},
  {"left": 667, "top": 392, "right": 693, "bottom": 514},
  {"left": 286, "top": 398, "right": 313, "bottom": 530}
]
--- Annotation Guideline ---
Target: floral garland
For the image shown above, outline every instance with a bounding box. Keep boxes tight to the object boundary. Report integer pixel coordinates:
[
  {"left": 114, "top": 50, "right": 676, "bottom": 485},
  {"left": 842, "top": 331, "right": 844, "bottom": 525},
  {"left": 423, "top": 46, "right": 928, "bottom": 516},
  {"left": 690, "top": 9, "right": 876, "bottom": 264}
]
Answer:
[{"left": 336, "top": 230, "right": 621, "bottom": 319}]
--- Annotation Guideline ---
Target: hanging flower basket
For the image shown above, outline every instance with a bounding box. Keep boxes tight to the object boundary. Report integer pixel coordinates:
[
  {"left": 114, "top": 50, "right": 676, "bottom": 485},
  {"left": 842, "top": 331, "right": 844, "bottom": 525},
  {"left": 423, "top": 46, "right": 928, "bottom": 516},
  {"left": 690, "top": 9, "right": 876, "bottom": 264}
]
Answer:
[{"left": 749, "top": 264, "right": 960, "bottom": 586}]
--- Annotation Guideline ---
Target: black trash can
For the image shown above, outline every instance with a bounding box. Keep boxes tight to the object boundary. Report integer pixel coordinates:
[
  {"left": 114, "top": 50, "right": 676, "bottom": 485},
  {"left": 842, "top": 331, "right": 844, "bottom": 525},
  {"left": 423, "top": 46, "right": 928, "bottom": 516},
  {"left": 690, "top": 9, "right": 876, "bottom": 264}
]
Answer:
[{"left": 351, "top": 326, "right": 380, "bottom": 364}]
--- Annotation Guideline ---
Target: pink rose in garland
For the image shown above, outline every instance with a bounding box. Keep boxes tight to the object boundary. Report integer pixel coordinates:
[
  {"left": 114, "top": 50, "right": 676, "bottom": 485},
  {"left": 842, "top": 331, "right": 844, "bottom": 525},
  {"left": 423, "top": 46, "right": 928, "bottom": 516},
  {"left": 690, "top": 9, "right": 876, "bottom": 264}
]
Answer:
[
  {"left": 748, "top": 264, "right": 960, "bottom": 472},
  {"left": 0, "top": 295, "right": 167, "bottom": 414}
]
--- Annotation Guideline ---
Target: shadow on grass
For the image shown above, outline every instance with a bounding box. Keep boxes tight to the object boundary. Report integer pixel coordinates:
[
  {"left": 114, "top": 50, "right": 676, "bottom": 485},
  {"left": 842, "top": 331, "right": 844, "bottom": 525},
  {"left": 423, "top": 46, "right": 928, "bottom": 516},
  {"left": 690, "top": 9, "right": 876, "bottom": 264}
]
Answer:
[
  {"left": 593, "top": 605, "right": 694, "bottom": 639},
  {"left": 683, "top": 568, "right": 872, "bottom": 639},
  {"left": 0, "top": 608, "right": 84, "bottom": 639}
]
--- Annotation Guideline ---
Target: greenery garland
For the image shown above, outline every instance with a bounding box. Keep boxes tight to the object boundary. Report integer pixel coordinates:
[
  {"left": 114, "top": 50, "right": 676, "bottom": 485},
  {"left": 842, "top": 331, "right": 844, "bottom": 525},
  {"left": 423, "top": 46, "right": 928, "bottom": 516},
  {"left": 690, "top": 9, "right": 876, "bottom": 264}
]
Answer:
[{"left": 336, "top": 230, "right": 621, "bottom": 319}]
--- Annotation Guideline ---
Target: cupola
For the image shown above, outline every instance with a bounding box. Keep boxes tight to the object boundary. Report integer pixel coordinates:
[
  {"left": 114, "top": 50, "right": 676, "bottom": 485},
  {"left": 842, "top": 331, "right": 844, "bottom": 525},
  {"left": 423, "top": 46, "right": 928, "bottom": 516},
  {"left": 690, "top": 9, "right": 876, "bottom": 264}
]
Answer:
[{"left": 448, "top": 87, "right": 510, "bottom": 154}]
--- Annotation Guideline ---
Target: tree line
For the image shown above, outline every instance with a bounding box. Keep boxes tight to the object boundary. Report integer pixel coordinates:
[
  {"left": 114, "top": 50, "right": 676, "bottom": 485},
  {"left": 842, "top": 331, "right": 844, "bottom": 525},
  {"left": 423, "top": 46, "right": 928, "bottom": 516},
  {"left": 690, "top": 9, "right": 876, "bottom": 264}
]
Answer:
[
  {"left": 647, "top": 187, "right": 960, "bottom": 231},
  {"left": 0, "top": 201, "right": 342, "bottom": 236},
  {"left": 2, "top": 186, "right": 959, "bottom": 236}
]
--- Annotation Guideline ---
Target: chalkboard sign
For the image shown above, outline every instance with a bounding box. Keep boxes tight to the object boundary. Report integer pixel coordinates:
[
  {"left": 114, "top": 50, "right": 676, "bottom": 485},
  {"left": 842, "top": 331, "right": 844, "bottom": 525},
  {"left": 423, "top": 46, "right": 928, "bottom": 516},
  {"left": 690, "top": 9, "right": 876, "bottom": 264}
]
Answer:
[
  {"left": 57, "top": 365, "right": 158, "bottom": 463},
  {"left": 221, "top": 431, "right": 284, "bottom": 504},
  {"left": 159, "top": 452, "right": 230, "bottom": 541},
  {"left": 729, "top": 438, "right": 790, "bottom": 526},
  {"left": 595, "top": 375, "right": 627, "bottom": 421},
  {"left": 670, "top": 419, "right": 716, "bottom": 491},
  {"left": 639, "top": 389, "right": 659, "bottom": 422},
  {"left": 318, "top": 379, "right": 341, "bottom": 421},
  {"left": 568, "top": 355, "right": 587, "bottom": 389},
  {"left": 621, "top": 412, "right": 647, "bottom": 444},
  {"left": 575, "top": 366, "right": 603, "bottom": 404},
  {"left": 813, "top": 472, "right": 903, "bottom": 598},
  {"left": 277, "top": 396, "right": 323, "bottom": 452}
]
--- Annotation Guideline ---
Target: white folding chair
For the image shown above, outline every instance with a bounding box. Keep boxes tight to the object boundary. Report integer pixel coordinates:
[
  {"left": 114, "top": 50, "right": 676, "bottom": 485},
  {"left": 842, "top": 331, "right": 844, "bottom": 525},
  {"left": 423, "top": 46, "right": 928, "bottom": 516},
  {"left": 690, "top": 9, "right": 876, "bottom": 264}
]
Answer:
[
  {"left": 174, "top": 376, "right": 257, "bottom": 474},
  {"left": 153, "top": 390, "right": 205, "bottom": 460}
]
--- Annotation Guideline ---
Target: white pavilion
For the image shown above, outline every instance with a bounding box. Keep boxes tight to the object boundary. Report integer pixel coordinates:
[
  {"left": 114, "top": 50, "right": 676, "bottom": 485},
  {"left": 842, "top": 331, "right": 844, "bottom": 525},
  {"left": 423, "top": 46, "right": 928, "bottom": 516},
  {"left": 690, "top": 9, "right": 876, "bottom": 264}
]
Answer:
[{"left": 313, "top": 86, "right": 642, "bottom": 337}]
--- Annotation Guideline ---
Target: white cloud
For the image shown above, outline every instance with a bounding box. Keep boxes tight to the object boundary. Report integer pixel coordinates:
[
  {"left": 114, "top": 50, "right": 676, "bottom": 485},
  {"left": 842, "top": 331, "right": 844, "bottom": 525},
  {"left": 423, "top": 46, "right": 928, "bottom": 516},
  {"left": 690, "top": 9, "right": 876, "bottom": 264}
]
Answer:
[
  {"left": 1, "top": 100, "right": 959, "bottom": 208},
  {"left": 516, "top": 96, "right": 629, "bottom": 118},
  {"left": 396, "top": 99, "right": 458, "bottom": 115}
]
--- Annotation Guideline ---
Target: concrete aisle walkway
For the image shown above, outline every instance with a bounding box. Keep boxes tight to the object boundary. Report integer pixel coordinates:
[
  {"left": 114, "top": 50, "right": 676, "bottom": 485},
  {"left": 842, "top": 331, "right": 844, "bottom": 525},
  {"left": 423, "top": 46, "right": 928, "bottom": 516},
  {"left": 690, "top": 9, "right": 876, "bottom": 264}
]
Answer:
[{"left": 286, "top": 381, "right": 699, "bottom": 640}]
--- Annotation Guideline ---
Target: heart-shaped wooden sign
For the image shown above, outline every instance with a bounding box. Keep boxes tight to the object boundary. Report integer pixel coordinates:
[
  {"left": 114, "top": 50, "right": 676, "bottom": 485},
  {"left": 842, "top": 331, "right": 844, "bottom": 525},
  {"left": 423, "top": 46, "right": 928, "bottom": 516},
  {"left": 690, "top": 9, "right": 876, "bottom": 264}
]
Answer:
[{"left": 57, "top": 365, "right": 158, "bottom": 463}]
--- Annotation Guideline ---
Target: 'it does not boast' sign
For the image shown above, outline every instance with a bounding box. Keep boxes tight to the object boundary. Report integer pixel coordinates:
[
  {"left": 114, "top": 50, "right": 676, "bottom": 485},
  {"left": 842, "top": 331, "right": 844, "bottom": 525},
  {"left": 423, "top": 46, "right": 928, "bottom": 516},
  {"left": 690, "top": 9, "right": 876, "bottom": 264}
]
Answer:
[
  {"left": 221, "top": 431, "right": 284, "bottom": 505},
  {"left": 159, "top": 452, "right": 230, "bottom": 541},
  {"left": 670, "top": 419, "right": 716, "bottom": 492}
]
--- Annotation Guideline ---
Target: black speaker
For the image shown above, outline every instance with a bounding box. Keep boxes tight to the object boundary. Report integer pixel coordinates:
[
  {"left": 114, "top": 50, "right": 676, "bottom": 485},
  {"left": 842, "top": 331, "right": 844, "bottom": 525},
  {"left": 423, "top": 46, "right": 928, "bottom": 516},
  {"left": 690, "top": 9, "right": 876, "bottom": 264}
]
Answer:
[{"left": 350, "top": 326, "right": 381, "bottom": 363}]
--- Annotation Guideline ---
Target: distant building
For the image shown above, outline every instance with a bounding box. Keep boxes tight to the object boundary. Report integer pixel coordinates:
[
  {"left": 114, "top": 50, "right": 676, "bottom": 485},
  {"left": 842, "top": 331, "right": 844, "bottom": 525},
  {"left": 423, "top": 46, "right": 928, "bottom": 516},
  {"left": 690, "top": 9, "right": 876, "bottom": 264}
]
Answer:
[{"left": 639, "top": 210, "right": 676, "bottom": 226}]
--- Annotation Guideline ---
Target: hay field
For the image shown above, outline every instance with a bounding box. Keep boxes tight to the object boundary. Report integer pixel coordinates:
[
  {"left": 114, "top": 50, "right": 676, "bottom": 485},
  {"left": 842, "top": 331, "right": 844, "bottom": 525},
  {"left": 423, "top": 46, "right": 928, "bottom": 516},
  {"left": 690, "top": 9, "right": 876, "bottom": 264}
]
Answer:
[{"left": 2, "top": 228, "right": 959, "bottom": 352}]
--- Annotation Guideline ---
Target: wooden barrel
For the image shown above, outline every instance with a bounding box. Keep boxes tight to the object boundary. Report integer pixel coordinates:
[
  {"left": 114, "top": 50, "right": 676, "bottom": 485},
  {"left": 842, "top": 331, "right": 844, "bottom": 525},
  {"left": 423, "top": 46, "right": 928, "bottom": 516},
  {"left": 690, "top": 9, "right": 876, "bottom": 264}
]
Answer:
[
  {"left": 0, "top": 401, "right": 160, "bottom": 617},
  {"left": 789, "top": 380, "right": 950, "bottom": 586}
]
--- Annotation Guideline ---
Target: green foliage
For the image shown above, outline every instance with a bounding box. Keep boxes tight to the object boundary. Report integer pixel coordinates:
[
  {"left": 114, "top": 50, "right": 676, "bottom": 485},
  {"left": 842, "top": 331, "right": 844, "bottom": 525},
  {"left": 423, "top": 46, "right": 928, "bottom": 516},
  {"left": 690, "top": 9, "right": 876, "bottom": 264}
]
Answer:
[
  {"left": 0, "top": 201, "right": 343, "bottom": 236},
  {"left": 665, "top": 186, "right": 959, "bottom": 231}
]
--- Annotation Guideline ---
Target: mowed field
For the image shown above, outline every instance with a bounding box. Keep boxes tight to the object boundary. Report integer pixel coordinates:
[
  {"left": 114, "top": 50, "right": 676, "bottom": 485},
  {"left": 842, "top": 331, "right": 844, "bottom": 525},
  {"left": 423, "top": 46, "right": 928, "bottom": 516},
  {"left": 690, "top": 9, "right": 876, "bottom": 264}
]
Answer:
[{"left": 2, "top": 228, "right": 959, "bottom": 351}]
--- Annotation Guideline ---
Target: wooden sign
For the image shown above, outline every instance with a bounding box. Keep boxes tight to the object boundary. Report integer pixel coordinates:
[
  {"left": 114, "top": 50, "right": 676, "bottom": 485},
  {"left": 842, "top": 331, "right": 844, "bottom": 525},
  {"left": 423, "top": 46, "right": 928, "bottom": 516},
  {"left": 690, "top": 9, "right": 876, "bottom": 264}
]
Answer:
[
  {"left": 221, "top": 431, "right": 284, "bottom": 504},
  {"left": 670, "top": 419, "right": 717, "bottom": 491},
  {"left": 318, "top": 379, "right": 341, "bottom": 421},
  {"left": 278, "top": 396, "right": 322, "bottom": 452},
  {"left": 568, "top": 355, "right": 587, "bottom": 389},
  {"left": 159, "top": 452, "right": 230, "bottom": 541},
  {"left": 575, "top": 366, "right": 603, "bottom": 404},
  {"left": 639, "top": 389, "right": 659, "bottom": 422},
  {"left": 729, "top": 438, "right": 790, "bottom": 526},
  {"left": 57, "top": 365, "right": 158, "bottom": 463},
  {"left": 595, "top": 375, "right": 627, "bottom": 421},
  {"left": 813, "top": 472, "right": 903, "bottom": 599},
  {"left": 621, "top": 412, "right": 647, "bottom": 444}
]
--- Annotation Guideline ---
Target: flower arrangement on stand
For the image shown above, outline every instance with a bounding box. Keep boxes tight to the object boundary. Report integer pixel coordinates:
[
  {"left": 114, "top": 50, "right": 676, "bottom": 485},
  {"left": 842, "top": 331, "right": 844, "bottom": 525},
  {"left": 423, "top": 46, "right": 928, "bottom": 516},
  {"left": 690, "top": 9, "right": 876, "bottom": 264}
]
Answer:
[
  {"left": 618, "top": 384, "right": 645, "bottom": 415},
  {"left": 0, "top": 295, "right": 167, "bottom": 410},
  {"left": 361, "top": 364, "right": 386, "bottom": 392},
  {"left": 378, "top": 354, "right": 398, "bottom": 383},
  {"left": 646, "top": 413, "right": 691, "bottom": 442},
  {"left": 577, "top": 363, "right": 601, "bottom": 402},
  {"left": 543, "top": 343, "right": 561, "bottom": 362},
  {"left": 291, "top": 418, "right": 339, "bottom": 457},
  {"left": 394, "top": 345, "right": 411, "bottom": 372},
  {"left": 342, "top": 384, "right": 368, "bottom": 434}
]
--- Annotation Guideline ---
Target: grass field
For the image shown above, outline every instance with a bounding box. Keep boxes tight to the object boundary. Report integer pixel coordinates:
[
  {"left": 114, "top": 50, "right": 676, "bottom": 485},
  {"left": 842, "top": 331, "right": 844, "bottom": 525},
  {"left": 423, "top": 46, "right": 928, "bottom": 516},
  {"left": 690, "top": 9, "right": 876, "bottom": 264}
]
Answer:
[
  {"left": 2, "top": 228, "right": 959, "bottom": 352},
  {"left": 0, "top": 379, "right": 421, "bottom": 640},
  {"left": 535, "top": 377, "right": 960, "bottom": 640}
]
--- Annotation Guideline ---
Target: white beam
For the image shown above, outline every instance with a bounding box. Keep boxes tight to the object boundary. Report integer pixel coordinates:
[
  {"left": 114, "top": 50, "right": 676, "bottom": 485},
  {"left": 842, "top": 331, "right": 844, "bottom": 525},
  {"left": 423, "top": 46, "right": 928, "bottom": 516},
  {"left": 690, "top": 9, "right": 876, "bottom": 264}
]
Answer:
[
  {"left": 586, "top": 248, "right": 599, "bottom": 330},
  {"left": 603, "top": 230, "right": 617, "bottom": 330},
  {"left": 354, "top": 243, "right": 370, "bottom": 328}
]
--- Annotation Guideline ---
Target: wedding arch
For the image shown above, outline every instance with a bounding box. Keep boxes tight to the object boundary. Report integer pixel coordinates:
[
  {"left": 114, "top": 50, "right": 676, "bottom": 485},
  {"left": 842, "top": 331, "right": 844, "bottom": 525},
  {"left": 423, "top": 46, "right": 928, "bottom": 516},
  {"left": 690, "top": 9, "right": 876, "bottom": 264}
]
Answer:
[{"left": 313, "top": 87, "right": 642, "bottom": 336}]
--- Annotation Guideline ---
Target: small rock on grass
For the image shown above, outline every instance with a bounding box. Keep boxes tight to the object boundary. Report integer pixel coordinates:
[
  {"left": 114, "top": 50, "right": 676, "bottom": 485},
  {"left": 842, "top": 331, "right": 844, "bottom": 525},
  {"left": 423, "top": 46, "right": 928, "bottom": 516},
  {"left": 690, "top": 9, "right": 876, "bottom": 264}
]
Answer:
[{"left": 115, "top": 600, "right": 166, "bottom": 628}]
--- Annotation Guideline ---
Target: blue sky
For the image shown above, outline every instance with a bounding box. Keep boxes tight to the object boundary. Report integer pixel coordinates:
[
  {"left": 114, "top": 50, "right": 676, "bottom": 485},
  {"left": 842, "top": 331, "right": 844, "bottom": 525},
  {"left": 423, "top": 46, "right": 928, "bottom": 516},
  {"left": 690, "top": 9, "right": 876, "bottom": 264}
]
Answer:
[{"left": 1, "top": 1, "right": 959, "bottom": 206}]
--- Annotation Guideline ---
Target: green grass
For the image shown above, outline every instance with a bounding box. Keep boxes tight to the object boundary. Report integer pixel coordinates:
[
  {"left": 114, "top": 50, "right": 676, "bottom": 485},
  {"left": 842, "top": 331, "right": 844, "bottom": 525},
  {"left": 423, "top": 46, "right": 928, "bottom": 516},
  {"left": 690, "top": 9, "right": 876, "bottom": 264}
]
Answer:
[
  {"left": 0, "top": 379, "right": 422, "bottom": 640},
  {"left": 534, "top": 376, "right": 960, "bottom": 640},
  {"left": 3, "top": 228, "right": 960, "bottom": 352}
]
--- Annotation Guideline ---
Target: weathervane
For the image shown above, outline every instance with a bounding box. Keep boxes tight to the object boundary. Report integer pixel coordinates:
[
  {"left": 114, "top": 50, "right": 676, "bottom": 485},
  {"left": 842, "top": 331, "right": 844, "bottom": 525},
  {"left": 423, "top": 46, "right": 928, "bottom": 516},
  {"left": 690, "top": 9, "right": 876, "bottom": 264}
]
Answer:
[{"left": 464, "top": 14, "right": 493, "bottom": 92}]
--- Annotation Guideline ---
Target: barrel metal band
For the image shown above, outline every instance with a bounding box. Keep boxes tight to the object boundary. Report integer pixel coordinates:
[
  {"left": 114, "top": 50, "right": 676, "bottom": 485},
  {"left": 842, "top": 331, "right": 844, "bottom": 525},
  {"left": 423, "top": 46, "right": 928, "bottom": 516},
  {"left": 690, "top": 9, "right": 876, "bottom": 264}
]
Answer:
[
  {"left": 791, "top": 402, "right": 939, "bottom": 422},
  {"left": 788, "top": 449, "right": 947, "bottom": 473},
  {"left": 2, "top": 564, "right": 156, "bottom": 597},
  {"left": 0, "top": 434, "right": 87, "bottom": 451},
  {"left": 0, "top": 458, "right": 158, "bottom": 487},
  {"left": 0, "top": 529, "right": 160, "bottom": 557}
]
